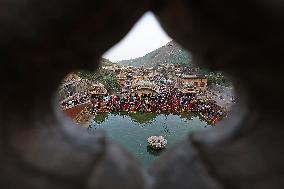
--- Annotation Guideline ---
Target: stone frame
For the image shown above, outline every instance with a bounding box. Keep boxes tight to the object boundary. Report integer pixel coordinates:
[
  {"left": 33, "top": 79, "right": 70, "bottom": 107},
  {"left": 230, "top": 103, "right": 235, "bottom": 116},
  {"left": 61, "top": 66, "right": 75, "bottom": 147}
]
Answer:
[{"left": 0, "top": 0, "right": 283, "bottom": 188}]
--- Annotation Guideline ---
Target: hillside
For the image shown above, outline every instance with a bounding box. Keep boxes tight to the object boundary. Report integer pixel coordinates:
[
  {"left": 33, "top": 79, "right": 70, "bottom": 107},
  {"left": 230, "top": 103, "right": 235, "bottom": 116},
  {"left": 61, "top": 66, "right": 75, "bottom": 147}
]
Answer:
[
  {"left": 115, "top": 41, "right": 230, "bottom": 86},
  {"left": 117, "top": 41, "right": 192, "bottom": 68},
  {"left": 100, "top": 57, "right": 114, "bottom": 66}
]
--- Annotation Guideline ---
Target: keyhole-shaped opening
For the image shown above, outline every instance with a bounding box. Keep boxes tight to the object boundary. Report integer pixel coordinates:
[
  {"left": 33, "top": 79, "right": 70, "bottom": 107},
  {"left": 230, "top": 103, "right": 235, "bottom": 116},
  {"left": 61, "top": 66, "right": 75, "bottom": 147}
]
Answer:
[{"left": 57, "top": 12, "right": 235, "bottom": 167}]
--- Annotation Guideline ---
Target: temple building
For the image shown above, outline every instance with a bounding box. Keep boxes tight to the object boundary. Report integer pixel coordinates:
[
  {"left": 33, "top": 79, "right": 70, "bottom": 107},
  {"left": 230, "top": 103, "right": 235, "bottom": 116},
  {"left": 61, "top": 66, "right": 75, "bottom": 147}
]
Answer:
[
  {"left": 116, "top": 73, "right": 128, "bottom": 87},
  {"left": 175, "top": 74, "right": 208, "bottom": 92},
  {"left": 89, "top": 83, "right": 107, "bottom": 97},
  {"left": 130, "top": 80, "right": 159, "bottom": 96}
]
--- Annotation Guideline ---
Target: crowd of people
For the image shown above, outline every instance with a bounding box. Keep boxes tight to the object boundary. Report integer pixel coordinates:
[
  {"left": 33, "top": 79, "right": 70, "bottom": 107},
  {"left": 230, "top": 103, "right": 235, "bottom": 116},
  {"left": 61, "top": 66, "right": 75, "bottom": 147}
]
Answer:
[
  {"left": 60, "top": 85, "right": 226, "bottom": 125},
  {"left": 89, "top": 89, "right": 225, "bottom": 125},
  {"left": 61, "top": 92, "right": 90, "bottom": 109}
]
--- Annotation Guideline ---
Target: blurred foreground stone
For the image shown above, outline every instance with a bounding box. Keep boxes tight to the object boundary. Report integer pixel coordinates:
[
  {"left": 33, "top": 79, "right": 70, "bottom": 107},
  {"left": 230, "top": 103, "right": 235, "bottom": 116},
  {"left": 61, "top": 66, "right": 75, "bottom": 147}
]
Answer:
[{"left": 0, "top": 0, "right": 283, "bottom": 188}]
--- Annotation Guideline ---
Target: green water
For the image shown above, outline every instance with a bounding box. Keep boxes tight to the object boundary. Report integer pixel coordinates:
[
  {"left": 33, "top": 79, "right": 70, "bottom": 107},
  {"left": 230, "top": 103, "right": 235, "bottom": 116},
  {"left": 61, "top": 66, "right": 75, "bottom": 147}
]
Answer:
[{"left": 89, "top": 112, "right": 211, "bottom": 167}]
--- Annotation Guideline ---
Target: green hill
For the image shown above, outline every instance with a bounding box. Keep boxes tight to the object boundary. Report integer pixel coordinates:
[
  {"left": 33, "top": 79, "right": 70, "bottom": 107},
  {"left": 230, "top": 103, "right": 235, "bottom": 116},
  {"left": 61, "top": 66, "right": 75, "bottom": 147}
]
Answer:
[
  {"left": 116, "top": 41, "right": 230, "bottom": 86},
  {"left": 100, "top": 58, "right": 114, "bottom": 66},
  {"left": 117, "top": 41, "right": 193, "bottom": 68}
]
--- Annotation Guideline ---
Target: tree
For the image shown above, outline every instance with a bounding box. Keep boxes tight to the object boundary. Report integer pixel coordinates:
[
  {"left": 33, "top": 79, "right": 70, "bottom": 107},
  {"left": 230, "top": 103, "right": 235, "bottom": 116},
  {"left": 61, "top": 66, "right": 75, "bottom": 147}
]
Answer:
[
  {"left": 77, "top": 58, "right": 121, "bottom": 93},
  {"left": 207, "top": 72, "right": 230, "bottom": 86},
  {"left": 94, "top": 68, "right": 120, "bottom": 92}
]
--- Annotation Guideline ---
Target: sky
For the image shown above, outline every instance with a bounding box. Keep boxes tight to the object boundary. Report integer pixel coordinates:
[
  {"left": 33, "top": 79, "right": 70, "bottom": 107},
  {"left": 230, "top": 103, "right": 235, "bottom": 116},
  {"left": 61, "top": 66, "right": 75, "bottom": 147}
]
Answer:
[{"left": 103, "top": 12, "right": 172, "bottom": 62}]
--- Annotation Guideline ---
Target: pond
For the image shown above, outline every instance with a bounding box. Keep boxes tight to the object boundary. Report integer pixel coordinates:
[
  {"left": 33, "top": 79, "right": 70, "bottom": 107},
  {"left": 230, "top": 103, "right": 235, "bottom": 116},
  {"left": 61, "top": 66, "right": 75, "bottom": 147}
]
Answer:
[{"left": 88, "top": 112, "right": 212, "bottom": 167}]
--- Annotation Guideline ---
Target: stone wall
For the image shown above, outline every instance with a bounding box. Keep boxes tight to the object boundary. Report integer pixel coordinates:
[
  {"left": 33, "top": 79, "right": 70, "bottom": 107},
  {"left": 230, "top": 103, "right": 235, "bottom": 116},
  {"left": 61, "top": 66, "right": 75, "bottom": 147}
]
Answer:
[{"left": 0, "top": 0, "right": 283, "bottom": 189}]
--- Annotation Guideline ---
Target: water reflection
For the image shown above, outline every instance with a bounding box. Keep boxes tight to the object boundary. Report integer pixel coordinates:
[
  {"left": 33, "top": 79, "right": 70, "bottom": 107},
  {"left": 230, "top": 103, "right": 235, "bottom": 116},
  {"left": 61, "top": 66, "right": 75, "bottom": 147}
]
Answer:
[
  {"left": 88, "top": 112, "right": 211, "bottom": 166},
  {"left": 162, "top": 124, "right": 170, "bottom": 133},
  {"left": 146, "top": 146, "right": 166, "bottom": 157},
  {"left": 93, "top": 112, "right": 109, "bottom": 124},
  {"left": 129, "top": 112, "right": 157, "bottom": 124},
  {"left": 180, "top": 112, "right": 194, "bottom": 121}
]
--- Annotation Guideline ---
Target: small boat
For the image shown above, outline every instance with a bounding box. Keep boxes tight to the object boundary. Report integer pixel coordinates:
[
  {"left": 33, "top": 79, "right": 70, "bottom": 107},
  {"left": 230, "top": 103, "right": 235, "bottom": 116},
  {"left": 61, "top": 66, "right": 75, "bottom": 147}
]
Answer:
[{"left": 147, "top": 136, "right": 167, "bottom": 150}]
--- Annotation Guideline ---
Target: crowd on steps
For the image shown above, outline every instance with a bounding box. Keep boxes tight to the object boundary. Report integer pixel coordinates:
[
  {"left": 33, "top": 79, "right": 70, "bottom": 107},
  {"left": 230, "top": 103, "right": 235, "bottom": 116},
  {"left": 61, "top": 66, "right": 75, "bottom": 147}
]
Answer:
[{"left": 90, "top": 89, "right": 225, "bottom": 125}]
